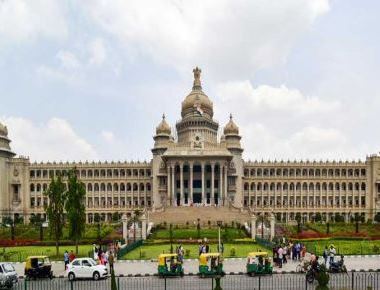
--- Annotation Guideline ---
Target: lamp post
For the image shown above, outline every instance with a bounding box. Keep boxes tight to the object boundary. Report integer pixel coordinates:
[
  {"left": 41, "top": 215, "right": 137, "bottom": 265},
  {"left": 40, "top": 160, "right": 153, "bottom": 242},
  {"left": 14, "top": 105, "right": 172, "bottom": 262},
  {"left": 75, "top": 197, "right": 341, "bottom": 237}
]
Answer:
[{"left": 217, "top": 220, "right": 222, "bottom": 253}]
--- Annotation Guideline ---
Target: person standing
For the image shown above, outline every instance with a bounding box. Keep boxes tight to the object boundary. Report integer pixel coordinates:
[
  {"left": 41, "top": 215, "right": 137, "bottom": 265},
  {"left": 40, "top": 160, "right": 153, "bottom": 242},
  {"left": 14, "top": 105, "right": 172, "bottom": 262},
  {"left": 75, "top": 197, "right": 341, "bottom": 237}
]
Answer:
[
  {"left": 64, "top": 250, "right": 69, "bottom": 270},
  {"left": 108, "top": 251, "right": 115, "bottom": 273},
  {"left": 282, "top": 245, "right": 288, "bottom": 264},
  {"left": 277, "top": 246, "right": 284, "bottom": 268},
  {"left": 69, "top": 250, "right": 76, "bottom": 263},
  {"left": 323, "top": 246, "right": 329, "bottom": 266},
  {"left": 329, "top": 245, "right": 336, "bottom": 265}
]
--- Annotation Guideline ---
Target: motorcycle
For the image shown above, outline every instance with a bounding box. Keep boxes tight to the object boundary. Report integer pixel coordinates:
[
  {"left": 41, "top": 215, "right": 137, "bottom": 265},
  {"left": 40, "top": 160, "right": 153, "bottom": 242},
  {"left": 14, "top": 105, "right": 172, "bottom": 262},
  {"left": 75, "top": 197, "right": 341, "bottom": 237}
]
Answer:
[
  {"left": 329, "top": 255, "right": 347, "bottom": 273},
  {"left": 306, "top": 263, "right": 321, "bottom": 283}
]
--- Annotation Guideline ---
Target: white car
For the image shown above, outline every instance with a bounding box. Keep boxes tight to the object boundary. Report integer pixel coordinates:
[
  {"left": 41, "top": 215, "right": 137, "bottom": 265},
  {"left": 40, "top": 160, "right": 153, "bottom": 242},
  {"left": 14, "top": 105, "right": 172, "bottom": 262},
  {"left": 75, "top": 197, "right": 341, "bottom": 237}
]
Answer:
[{"left": 67, "top": 258, "right": 108, "bottom": 281}]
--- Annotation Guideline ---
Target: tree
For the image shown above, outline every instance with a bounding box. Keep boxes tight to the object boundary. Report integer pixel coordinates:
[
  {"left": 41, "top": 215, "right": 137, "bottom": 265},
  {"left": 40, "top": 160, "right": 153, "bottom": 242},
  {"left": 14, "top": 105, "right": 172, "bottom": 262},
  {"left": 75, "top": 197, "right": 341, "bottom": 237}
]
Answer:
[
  {"left": 354, "top": 214, "right": 361, "bottom": 233},
  {"left": 44, "top": 174, "right": 66, "bottom": 257},
  {"left": 112, "top": 212, "right": 120, "bottom": 223},
  {"left": 65, "top": 169, "right": 86, "bottom": 255},
  {"left": 94, "top": 213, "right": 101, "bottom": 243},
  {"left": 295, "top": 213, "right": 302, "bottom": 233},
  {"left": 374, "top": 213, "right": 380, "bottom": 223},
  {"left": 315, "top": 213, "right": 322, "bottom": 223},
  {"left": 30, "top": 215, "right": 44, "bottom": 241},
  {"left": 335, "top": 213, "right": 344, "bottom": 223}
]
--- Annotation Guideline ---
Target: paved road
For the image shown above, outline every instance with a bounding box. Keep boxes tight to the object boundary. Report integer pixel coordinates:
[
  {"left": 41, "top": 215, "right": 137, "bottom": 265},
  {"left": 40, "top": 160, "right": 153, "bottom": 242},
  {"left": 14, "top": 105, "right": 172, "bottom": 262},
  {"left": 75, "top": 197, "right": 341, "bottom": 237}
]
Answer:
[
  {"left": 11, "top": 273, "right": 380, "bottom": 290},
  {"left": 10, "top": 255, "right": 380, "bottom": 277}
]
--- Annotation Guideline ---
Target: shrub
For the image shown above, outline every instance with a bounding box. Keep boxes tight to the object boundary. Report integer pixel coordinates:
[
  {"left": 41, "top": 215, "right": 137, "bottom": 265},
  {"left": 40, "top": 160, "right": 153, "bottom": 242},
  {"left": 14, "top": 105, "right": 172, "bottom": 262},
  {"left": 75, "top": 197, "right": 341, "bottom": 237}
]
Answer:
[
  {"left": 140, "top": 250, "right": 146, "bottom": 258},
  {"left": 230, "top": 247, "right": 236, "bottom": 257},
  {"left": 373, "top": 245, "right": 379, "bottom": 254},
  {"left": 185, "top": 249, "right": 190, "bottom": 257}
]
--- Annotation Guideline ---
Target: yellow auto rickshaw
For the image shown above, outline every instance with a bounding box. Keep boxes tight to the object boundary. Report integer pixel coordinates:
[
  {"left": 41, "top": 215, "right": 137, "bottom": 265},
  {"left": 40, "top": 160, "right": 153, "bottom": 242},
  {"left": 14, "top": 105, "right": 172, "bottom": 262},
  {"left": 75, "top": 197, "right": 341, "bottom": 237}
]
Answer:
[
  {"left": 246, "top": 252, "right": 272, "bottom": 276},
  {"left": 198, "top": 253, "right": 225, "bottom": 278},
  {"left": 157, "top": 254, "right": 184, "bottom": 278},
  {"left": 24, "top": 256, "right": 53, "bottom": 280}
]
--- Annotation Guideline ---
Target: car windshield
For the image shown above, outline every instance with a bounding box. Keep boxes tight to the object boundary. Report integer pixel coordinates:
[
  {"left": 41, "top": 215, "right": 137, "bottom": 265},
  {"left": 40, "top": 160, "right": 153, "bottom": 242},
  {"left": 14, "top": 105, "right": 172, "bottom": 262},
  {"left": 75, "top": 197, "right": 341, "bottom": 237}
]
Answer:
[
  {"left": 87, "top": 259, "right": 97, "bottom": 266},
  {"left": 3, "top": 264, "right": 15, "bottom": 273}
]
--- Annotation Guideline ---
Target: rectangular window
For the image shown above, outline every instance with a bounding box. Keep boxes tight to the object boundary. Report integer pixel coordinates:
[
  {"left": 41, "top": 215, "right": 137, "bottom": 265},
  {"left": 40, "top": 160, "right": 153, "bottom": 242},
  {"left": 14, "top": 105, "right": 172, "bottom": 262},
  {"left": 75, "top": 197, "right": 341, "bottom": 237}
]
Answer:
[
  {"left": 206, "top": 180, "right": 211, "bottom": 188},
  {"left": 184, "top": 180, "right": 188, "bottom": 188},
  {"left": 193, "top": 180, "right": 201, "bottom": 188},
  {"left": 176, "top": 180, "right": 180, "bottom": 188}
]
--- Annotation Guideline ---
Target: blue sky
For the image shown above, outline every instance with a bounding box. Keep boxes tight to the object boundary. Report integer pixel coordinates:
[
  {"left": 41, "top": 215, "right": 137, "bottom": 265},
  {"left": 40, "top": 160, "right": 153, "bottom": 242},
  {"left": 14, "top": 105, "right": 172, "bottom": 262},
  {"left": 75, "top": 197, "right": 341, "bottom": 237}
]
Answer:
[{"left": 0, "top": 0, "right": 379, "bottom": 162}]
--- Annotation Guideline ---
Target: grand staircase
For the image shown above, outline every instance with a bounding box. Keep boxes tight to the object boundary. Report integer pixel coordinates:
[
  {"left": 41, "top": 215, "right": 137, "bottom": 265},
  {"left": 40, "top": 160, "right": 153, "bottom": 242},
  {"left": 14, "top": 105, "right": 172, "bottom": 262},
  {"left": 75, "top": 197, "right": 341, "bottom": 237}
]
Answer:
[{"left": 149, "top": 206, "right": 251, "bottom": 225}]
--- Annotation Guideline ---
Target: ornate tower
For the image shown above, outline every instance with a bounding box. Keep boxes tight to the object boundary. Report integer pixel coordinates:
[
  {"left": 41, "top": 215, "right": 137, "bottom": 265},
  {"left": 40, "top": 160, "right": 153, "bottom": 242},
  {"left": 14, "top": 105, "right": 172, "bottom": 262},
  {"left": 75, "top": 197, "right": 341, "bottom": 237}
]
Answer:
[{"left": 0, "top": 122, "right": 16, "bottom": 221}]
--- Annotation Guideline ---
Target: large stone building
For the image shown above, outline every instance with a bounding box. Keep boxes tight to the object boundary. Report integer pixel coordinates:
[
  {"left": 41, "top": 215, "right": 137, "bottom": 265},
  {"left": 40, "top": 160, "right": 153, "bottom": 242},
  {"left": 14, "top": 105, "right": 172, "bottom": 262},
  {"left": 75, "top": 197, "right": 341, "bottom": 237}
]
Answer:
[{"left": 1, "top": 67, "right": 380, "bottom": 224}]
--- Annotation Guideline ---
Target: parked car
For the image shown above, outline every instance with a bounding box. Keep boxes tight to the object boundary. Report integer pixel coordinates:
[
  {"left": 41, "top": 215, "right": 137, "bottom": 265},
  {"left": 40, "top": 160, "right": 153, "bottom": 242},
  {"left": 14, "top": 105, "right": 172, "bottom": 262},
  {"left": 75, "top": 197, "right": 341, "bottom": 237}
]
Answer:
[
  {"left": 0, "top": 262, "right": 18, "bottom": 289},
  {"left": 67, "top": 258, "right": 108, "bottom": 281}
]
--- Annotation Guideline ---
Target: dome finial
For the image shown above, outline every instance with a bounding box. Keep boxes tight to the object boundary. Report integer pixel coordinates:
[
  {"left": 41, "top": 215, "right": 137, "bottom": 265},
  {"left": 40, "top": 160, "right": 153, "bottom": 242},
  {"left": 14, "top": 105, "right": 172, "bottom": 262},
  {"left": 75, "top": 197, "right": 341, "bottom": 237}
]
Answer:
[
  {"left": 192, "top": 67, "right": 202, "bottom": 90},
  {"left": 230, "top": 113, "right": 233, "bottom": 120},
  {"left": 162, "top": 113, "right": 166, "bottom": 120}
]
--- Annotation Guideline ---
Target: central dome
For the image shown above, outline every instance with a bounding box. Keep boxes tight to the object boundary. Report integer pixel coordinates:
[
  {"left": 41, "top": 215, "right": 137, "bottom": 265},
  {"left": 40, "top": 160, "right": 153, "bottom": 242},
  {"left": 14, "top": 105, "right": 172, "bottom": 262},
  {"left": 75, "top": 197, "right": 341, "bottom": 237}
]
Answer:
[{"left": 181, "top": 67, "right": 213, "bottom": 118}]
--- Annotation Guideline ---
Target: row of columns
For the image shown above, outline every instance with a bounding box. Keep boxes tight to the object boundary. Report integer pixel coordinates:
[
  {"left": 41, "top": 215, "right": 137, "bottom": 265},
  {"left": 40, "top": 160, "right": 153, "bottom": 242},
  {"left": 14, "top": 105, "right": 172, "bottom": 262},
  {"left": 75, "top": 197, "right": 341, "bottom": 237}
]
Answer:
[{"left": 167, "top": 161, "right": 228, "bottom": 206}]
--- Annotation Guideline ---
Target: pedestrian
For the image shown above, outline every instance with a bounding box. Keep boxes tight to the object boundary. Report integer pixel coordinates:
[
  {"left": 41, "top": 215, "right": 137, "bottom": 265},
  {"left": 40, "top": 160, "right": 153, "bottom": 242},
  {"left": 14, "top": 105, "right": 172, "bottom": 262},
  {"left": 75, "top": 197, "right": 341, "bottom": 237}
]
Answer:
[
  {"left": 323, "top": 246, "right": 329, "bottom": 266},
  {"left": 64, "top": 250, "right": 69, "bottom": 270},
  {"left": 329, "top": 245, "right": 336, "bottom": 265},
  {"left": 205, "top": 243, "right": 209, "bottom": 253},
  {"left": 199, "top": 242, "right": 203, "bottom": 256},
  {"left": 109, "top": 251, "right": 114, "bottom": 273},
  {"left": 69, "top": 250, "right": 75, "bottom": 262},
  {"left": 277, "top": 246, "right": 283, "bottom": 268},
  {"left": 295, "top": 242, "right": 301, "bottom": 260},
  {"left": 283, "top": 245, "right": 288, "bottom": 264}
]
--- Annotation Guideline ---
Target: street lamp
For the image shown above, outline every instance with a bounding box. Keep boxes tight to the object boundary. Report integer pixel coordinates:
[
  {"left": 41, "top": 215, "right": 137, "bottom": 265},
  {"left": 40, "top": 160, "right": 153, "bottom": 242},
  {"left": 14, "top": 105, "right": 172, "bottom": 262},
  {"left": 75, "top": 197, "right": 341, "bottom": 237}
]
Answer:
[{"left": 217, "top": 220, "right": 222, "bottom": 253}]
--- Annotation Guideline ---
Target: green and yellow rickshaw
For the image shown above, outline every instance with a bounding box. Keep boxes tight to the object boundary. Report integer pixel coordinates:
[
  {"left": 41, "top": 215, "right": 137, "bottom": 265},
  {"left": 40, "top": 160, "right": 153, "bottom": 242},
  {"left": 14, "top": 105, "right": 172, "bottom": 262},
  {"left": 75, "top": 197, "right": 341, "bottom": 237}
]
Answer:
[
  {"left": 157, "top": 254, "right": 184, "bottom": 278},
  {"left": 198, "top": 253, "right": 225, "bottom": 278},
  {"left": 246, "top": 252, "right": 273, "bottom": 276},
  {"left": 24, "top": 256, "right": 53, "bottom": 280}
]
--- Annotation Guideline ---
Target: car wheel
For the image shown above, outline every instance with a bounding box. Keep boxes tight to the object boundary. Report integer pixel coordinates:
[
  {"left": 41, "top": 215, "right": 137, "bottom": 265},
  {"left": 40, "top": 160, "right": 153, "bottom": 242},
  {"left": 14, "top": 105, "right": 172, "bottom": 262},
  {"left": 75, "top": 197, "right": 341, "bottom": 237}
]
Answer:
[
  {"left": 93, "top": 271, "right": 100, "bottom": 281},
  {"left": 68, "top": 272, "right": 75, "bottom": 281}
]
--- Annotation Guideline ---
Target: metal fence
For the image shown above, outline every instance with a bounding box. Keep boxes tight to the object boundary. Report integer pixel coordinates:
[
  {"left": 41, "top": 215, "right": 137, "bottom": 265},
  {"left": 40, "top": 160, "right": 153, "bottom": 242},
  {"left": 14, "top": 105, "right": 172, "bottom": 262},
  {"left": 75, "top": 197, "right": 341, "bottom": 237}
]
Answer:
[
  {"left": 11, "top": 271, "right": 380, "bottom": 290},
  {"left": 117, "top": 240, "right": 143, "bottom": 259}
]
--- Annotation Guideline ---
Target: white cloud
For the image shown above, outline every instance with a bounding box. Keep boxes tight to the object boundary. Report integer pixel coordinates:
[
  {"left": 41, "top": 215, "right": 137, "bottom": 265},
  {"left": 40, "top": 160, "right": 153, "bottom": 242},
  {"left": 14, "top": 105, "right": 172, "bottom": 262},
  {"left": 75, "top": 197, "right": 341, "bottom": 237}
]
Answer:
[
  {"left": 1, "top": 117, "right": 98, "bottom": 162},
  {"left": 83, "top": 0, "right": 330, "bottom": 78},
  {"left": 213, "top": 80, "right": 370, "bottom": 160},
  {"left": 57, "top": 50, "right": 81, "bottom": 69},
  {"left": 0, "top": 0, "right": 67, "bottom": 42},
  {"left": 101, "top": 130, "right": 115, "bottom": 143},
  {"left": 89, "top": 38, "right": 107, "bottom": 66}
]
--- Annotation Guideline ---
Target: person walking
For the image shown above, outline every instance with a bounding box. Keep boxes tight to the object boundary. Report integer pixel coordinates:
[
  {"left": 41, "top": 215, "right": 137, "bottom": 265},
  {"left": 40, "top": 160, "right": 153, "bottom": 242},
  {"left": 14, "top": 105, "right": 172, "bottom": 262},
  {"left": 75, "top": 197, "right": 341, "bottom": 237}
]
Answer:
[
  {"left": 64, "top": 250, "right": 69, "bottom": 270},
  {"left": 283, "top": 245, "right": 288, "bottom": 264},
  {"left": 69, "top": 250, "right": 76, "bottom": 263}
]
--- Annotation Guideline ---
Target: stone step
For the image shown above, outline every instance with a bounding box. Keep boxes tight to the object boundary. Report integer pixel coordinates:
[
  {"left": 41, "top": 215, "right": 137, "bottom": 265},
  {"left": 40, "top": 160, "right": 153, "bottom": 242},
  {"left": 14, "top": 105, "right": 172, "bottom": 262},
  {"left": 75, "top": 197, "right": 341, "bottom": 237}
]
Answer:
[{"left": 149, "top": 206, "right": 250, "bottom": 225}]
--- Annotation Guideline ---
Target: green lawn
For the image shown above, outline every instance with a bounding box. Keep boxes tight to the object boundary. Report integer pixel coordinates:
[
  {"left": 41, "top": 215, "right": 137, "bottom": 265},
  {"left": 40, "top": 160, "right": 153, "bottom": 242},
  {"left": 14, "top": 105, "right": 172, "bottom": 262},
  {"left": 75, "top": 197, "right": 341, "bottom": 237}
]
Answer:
[
  {"left": 303, "top": 239, "right": 380, "bottom": 256},
  {"left": 150, "top": 227, "right": 246, "bottom": 240},
  {"left": 0, "top": 245, "right": 93, "bottom": 262},
  {"left": 122, "top": 243, "right": 269, "bottom": 260}
]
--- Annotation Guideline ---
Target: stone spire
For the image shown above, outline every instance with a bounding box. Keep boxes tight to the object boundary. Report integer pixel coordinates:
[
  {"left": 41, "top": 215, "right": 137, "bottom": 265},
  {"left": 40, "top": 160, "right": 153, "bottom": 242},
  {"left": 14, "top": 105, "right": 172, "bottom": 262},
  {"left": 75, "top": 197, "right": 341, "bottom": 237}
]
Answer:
[{"left": 192, "top": 66, "right": 202, "bottom": 91}]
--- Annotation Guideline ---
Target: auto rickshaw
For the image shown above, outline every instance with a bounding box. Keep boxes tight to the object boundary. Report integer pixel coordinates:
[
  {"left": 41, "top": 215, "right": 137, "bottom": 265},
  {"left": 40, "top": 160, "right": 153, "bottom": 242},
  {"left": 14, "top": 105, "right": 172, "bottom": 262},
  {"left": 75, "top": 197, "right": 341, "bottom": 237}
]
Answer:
[
  {"left": 198, "top": 253, "right": 225, "bottom": 278},
  {"left": 24, "top": 256, "right": 53, "bottom": 279},
  {"left": 246, "top": 252, "right": 273, "bottom": 276},
  {"left": 157, "top": 254, "right": 184, "bottom": 278}
]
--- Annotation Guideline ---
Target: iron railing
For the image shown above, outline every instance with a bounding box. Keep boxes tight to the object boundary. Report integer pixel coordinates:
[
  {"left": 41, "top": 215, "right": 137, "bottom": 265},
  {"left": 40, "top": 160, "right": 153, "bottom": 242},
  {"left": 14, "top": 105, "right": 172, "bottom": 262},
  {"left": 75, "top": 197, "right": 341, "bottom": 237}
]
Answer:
[
  {"left": 117, "top": 239, "right": 143, "bottom": 259},
  {"left": 10, "top": 271, "right": 380, "bottom": 290}
]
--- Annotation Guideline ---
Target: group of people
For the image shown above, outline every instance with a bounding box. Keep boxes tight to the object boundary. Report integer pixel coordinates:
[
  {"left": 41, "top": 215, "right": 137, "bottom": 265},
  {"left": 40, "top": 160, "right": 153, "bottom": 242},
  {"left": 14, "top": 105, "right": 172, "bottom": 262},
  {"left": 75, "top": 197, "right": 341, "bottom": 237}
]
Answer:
[
  {"left": 63, "top": 250, "right": 76, "bottom": 270},
  {"left": 323, "top": 244, "right": 337, "bottom": 265},
  {"left": 93, "top": 244, "right": 115, "bottom": 271},
  {"left": 175, "top": 244, "right": 184, "bottom": 263},
  {"left": 199, "top": 240, "right": 210, "bottom": 255},
  {"left": 272, "top": 241, "right": 307, "bottom": 268}
]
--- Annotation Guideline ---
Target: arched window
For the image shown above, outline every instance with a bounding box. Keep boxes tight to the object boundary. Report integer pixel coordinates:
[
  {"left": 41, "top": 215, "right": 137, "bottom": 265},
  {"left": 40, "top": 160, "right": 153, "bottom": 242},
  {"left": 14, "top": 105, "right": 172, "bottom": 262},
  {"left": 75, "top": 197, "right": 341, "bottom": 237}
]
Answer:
[
  {"left": 133, "top": 183, "right": 138, "bottom": 191},
  {"left": 100, "top": 183, "right": 106, "bottom": 191},
  {"left": 348, "top": 183, "right": 353, "bottom": 191},
  {"left": 36, "top": 184, "right": 41, "bottom": 192},
  {"left": 81, "top": 170, "right": 86, "bottom": 177},
  {"left": 147, "top": 183, "right": 151, "bottom": 191},
  {"left": 355, "top": 183, "right": 360, "bottom": 191},
  {"left": 113, "top": 183, "right": 119, "bottom": 192},
  {"left": 296, "top": 183, "right": 301, "bottom": 191},
  {"left": 120, "top": 169, "right": 125, "bottom": 177},
  {"left": 289, "top": 183, "right": 294, "bottom": 190},
  {"left": 257, "top": 169, "right": 262, "bottom": 176},
  {"left": 342, "top": 183, "right": 346, "bottom": 191},
  {"left": 107, "top": 183, "right": 112, "bottom": 191},
  {"left": 257, "top": 183, "right": 262, "bottom": 190},
  {"left": 263, "top": 183, "right": 268, "bottom": 191},
  {"left": 101, "top": 170, "right": 106, "bottom": 177},
  {"left": 250, "top": 183, "right": 256, "bottom": 191},
  {"left": 316, "top": 183, "right": 321, "bottom": 191},
  {"left": 140, "top": 183, "right": 145, "bottom": 191},
  {"left": 244, "top": 183, "right": 249, "bottom": 190},
  {"left": 94, "top": 183, "right": 99, "bottom": 191},
  {"left": 250, "top": 169, "right": 256, "bottom": 176},
  {"left": 328, "top": 183, "right": 334, "bottom": 191},
  {"left": 335, "top": 183, "right": 340, "bottom": 191},
  {"left": 127, "top": 183, "right": 131, "bottom": 191},
  {"left": 309, "top": 183, "right": 314, "bottom": 191},
  {"left": 276, "top": 183, "right": 281, "bottom": 191},
  {"left": 88, "top": 170, "right": 93, "bottom": 177},
  {"left": 30, "top": 184, "right": 35, "bottom": 192},
  {"left": 283, "top": 183, "right": 288, "bottom": 190},
  {"left": 270, "top": 183, "right": 275, "bottom": 191},
  {"left": 361, "top": 182, "right": 366, "bottom": 191},
  {"left": 87, "top": 184, "right": 93, "bottom": 192},
  {"left": 120, "top": 183, "right": 125, "bottom": 192},
  {"left": 302, "top": 183, "right": 308, "bottom": 191}
]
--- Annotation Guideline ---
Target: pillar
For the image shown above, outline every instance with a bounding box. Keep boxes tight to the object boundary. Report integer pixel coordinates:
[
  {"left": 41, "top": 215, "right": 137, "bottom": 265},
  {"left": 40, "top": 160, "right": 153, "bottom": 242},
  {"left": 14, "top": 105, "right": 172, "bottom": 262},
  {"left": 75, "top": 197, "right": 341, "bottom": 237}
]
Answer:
[
  {"left": 141, "top": 214, "right": 147, "bottom": 240},
  {"left": 201, "top": 162, "right": 205, "bottom": 204},
  {"left": 180, "top": 163, "right": 184, "bottom": 206},
  {"left": 211, "top": 163, "right": 215, "bottom": 205},
  {"left": 224, "top": 165, "right": 228, "bottom": 205},
  {"left": 171, "top": 165, "right": 175, "bottom": 206},
  {"left": 269, "top": 213, "right": 275, "bottom": 241},
  {"left": 190, "top": 162, "right": 193, "bottom": 204},
  {"left": 250, "top": 215, "right": 257, "bottom": 239},
  {"left": 219, "top": 164, "right": 223, "bottom": 206},
  {"left": 122, "top": 214, "right": 128, "bottom": 244}
]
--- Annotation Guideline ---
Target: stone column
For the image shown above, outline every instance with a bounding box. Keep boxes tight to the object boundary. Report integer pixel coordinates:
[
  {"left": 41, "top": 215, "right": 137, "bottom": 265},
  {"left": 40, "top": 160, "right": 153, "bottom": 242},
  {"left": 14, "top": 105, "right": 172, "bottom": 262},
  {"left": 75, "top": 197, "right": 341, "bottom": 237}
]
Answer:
[
  {"left": 250, "top": 215, "right": 257, "bottom": 239},
  {"left": 211, "top": 163, "right": 215, "bottom": 206},
  {"left": 141, "top": 214, "right": 147, "bottom": 240},
  {"left": 269, "top": 213, "right": 275, "bottom": 241},
  {"left": 180, "top": 162, "right": 184, "bottom": 206},
  {"left": 189, "top": 162, "right": 194, "bottom": 204},
  {"left": 167, "top": 166, "right": 171, "bottom": 206},
  {"left": 201, "top": 162, "right": 205, "bottom": 204},
  {"left": 219, "top": 164, "right": 223, "bottom": 206},
  {"left": 171, "top": 165, "right": 175, "bottom": 206},
  {"left": 224, "top": 165, "right": 228, "bottom": 205},
  {"left": 122, "top": 214, "right": 128, "bottom": 244}
]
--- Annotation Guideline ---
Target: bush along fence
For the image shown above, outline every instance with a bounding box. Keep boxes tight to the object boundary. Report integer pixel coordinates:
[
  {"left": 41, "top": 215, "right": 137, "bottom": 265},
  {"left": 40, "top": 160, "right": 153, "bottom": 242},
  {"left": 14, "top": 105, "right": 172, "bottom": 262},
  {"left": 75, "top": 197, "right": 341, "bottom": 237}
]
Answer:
[
  {"left": 255, "top": 236, "right": 275, "bottom": 249},
  {"left": 117, "top": 239, "right": 143, "bottom": 259},
  {"left": 11, "top": 271, "right": 380, "bottom": 290}
]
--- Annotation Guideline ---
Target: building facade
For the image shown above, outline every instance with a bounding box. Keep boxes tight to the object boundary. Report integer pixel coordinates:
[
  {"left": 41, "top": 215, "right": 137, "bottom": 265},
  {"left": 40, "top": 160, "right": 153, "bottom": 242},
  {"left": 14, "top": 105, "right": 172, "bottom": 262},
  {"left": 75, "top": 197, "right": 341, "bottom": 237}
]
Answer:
[{"left": 1, "top": 68, "right": 380, "bottom": 223}]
